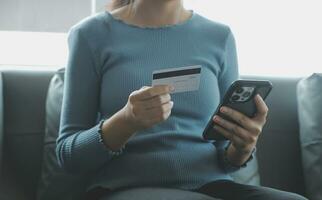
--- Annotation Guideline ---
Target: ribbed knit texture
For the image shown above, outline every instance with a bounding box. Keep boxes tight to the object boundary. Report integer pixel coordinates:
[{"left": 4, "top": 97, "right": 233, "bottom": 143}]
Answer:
[{"left": 56, "top": 10, "right": 240, "bottom": 191}]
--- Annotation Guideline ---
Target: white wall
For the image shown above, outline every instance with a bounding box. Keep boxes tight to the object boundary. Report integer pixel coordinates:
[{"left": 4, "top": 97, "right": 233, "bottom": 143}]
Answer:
[
  {"left": 0, "top": 0, "right": 321, "bottom": 76},
  {"left": 0, "top": 0, "right": 109, "bottom": 68},
  {"left": 93, "top": 0, "right": 111, "bottom": 14},
  {"left": 0, "top": 0, "right": 92, "bottom": 32},
  {"left": 184, "top": 0, "right": 322, "bottom": 76}
]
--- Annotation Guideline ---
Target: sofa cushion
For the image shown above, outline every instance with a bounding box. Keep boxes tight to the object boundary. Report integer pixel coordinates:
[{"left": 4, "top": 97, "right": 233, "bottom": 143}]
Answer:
[
  {"left": 37, "top": 68, "right": 90, "bottom": 200},
  {"left": 297, "top": 73, "right": 322, "bottom": 200},
  {"left": 241, "top": 75, "right": 306, "bottom": 194}
]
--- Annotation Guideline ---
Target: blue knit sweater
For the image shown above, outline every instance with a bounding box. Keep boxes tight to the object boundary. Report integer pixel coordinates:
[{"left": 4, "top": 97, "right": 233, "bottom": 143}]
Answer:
[{"left": 56, "top": 10, "right": 242, "bottom": 191}]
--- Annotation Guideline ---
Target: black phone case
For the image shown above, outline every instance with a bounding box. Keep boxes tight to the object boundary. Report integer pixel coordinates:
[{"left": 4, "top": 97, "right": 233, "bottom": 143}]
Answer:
[{"left": 202, "top": 79, "right": 273, "bottom": 140}]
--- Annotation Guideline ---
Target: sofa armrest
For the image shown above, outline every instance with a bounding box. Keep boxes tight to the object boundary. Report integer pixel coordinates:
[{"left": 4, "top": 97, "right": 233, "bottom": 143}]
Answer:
[
  {"left": 0, "top": 72, "right": 3, "bottom": 177},
  {"left": 0, "top": 68, "right": 55, "bottom": 200}
]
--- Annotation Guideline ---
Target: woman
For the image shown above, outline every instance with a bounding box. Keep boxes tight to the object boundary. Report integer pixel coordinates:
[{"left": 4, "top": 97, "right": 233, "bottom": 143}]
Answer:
[{"left": 56, "top": 0, "right": 307, "bottom": 199}]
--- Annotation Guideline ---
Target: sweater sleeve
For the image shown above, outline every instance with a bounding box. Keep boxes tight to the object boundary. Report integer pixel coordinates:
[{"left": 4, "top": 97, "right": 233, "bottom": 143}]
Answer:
[
  {"left": 218, "top": 29, "right": 239, "bottom": 99},
  {"left": 214, "top": 29, "right": 241, "bottom": 173},
  {"left": 56, "top": 27, "right": 116, "bottom": 174}
]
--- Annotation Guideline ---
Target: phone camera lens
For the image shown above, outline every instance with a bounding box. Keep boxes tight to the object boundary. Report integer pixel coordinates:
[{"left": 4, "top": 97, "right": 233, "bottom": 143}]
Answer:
[
  {"left": 232, "top": 95, "right": 240, "bottom": 101},
  {"left": 236, "top": 87, "right": 244, "bottom": 93},
  {"left": 243, "top": 91, "right": 251, "bottom": 98}
]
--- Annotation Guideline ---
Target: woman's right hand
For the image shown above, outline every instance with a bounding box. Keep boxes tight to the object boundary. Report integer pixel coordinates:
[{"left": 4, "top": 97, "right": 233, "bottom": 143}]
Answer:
[{"left": 122, "top": 85, "right": 174, "bottom": 132}]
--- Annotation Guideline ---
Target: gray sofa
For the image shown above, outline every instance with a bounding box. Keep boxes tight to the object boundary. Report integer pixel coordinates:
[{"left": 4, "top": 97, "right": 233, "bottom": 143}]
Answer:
[{"left": 0, "top": 68, "right": 307, "bottom": 199}]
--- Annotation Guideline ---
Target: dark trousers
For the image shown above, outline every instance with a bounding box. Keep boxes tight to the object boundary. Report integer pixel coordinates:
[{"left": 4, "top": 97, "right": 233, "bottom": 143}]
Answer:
[
  {"left": 193, "top": 180, "right": 307, "bottom": 200},
  {"left": 86, "top": 180, "right": 308, "bottom": 200}
]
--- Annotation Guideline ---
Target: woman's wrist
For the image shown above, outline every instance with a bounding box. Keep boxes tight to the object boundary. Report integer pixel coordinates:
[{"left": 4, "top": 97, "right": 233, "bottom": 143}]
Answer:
[
  {"left": 98, "top": 119, "right": 125, "bottom": 155},
  {"left": 100, "top": 108, "right": 138, "bottom": 151},
  {"left": 226, "top": 143, "right": 254, "bottom": 166}
]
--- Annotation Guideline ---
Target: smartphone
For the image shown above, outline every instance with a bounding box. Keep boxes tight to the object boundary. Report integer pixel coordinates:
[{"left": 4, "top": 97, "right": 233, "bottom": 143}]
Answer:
[{"left": 202, "top": 79, "right": 273, "bottom": 140}]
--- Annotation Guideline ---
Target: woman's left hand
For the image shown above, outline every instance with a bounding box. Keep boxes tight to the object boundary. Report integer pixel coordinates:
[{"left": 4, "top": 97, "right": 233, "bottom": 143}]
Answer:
[{"left": 212, "top": 94, "right": 269, "bottom": 165}]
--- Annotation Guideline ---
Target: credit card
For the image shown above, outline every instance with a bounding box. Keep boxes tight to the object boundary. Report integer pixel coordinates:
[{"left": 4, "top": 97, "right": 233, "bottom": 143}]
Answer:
[{"left": 152, "top": 65, "right": 202, "bottom": 94}]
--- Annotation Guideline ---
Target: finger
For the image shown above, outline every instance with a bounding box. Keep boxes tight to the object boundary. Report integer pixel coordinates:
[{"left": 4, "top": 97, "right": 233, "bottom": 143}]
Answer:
[
  {"left": 213, "top": 125, "right": 245, "bottom": 146},
  {"left": 142, "top": 101, "right": 174, "bottom": 119},
  {"left": 219, "top": 106, "right": 256, "bottom": 131},
  {"left": 213, "top": 115, "right": 257, "bottom": 142},
  {"left": 141, "top": 93, "right": 171, "bottom": 110},
  {"left": 130, "top": 85, "right": 172, "bottom": 101},
  {"left": 254, "top": 94, "right": 269, "bottom": 120},
  {"left": 148, "top": 108, "right": 172, "bottom": 123},
  {"left": 140, "top": 85, "right": 173, "bottom": 100}
]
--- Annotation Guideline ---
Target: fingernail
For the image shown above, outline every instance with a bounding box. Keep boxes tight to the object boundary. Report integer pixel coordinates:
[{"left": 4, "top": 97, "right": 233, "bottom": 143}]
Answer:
[
  {"left": 213, "top": 115, "right": 219, "bottom": 121},
  {"left": 220, "top": 107, "right": 227, "bottom": 113}
]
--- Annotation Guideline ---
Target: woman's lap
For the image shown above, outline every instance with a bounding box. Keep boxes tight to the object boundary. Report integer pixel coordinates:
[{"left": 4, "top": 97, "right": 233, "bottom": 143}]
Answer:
[
  {"left": 87, "top": 180, "right": 308, "bottom": 200},
  {"left": 193, "top": 180, "right": 308, "bottom": 200},
  {"left": 98, "top": 187, "right": 219, "bottom": 200}
]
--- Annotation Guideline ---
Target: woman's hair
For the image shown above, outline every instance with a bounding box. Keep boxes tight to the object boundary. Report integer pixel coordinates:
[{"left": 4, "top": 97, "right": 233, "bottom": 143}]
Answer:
[{"left": 107, "top": 0, "right": 134, "bottom": 11}]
